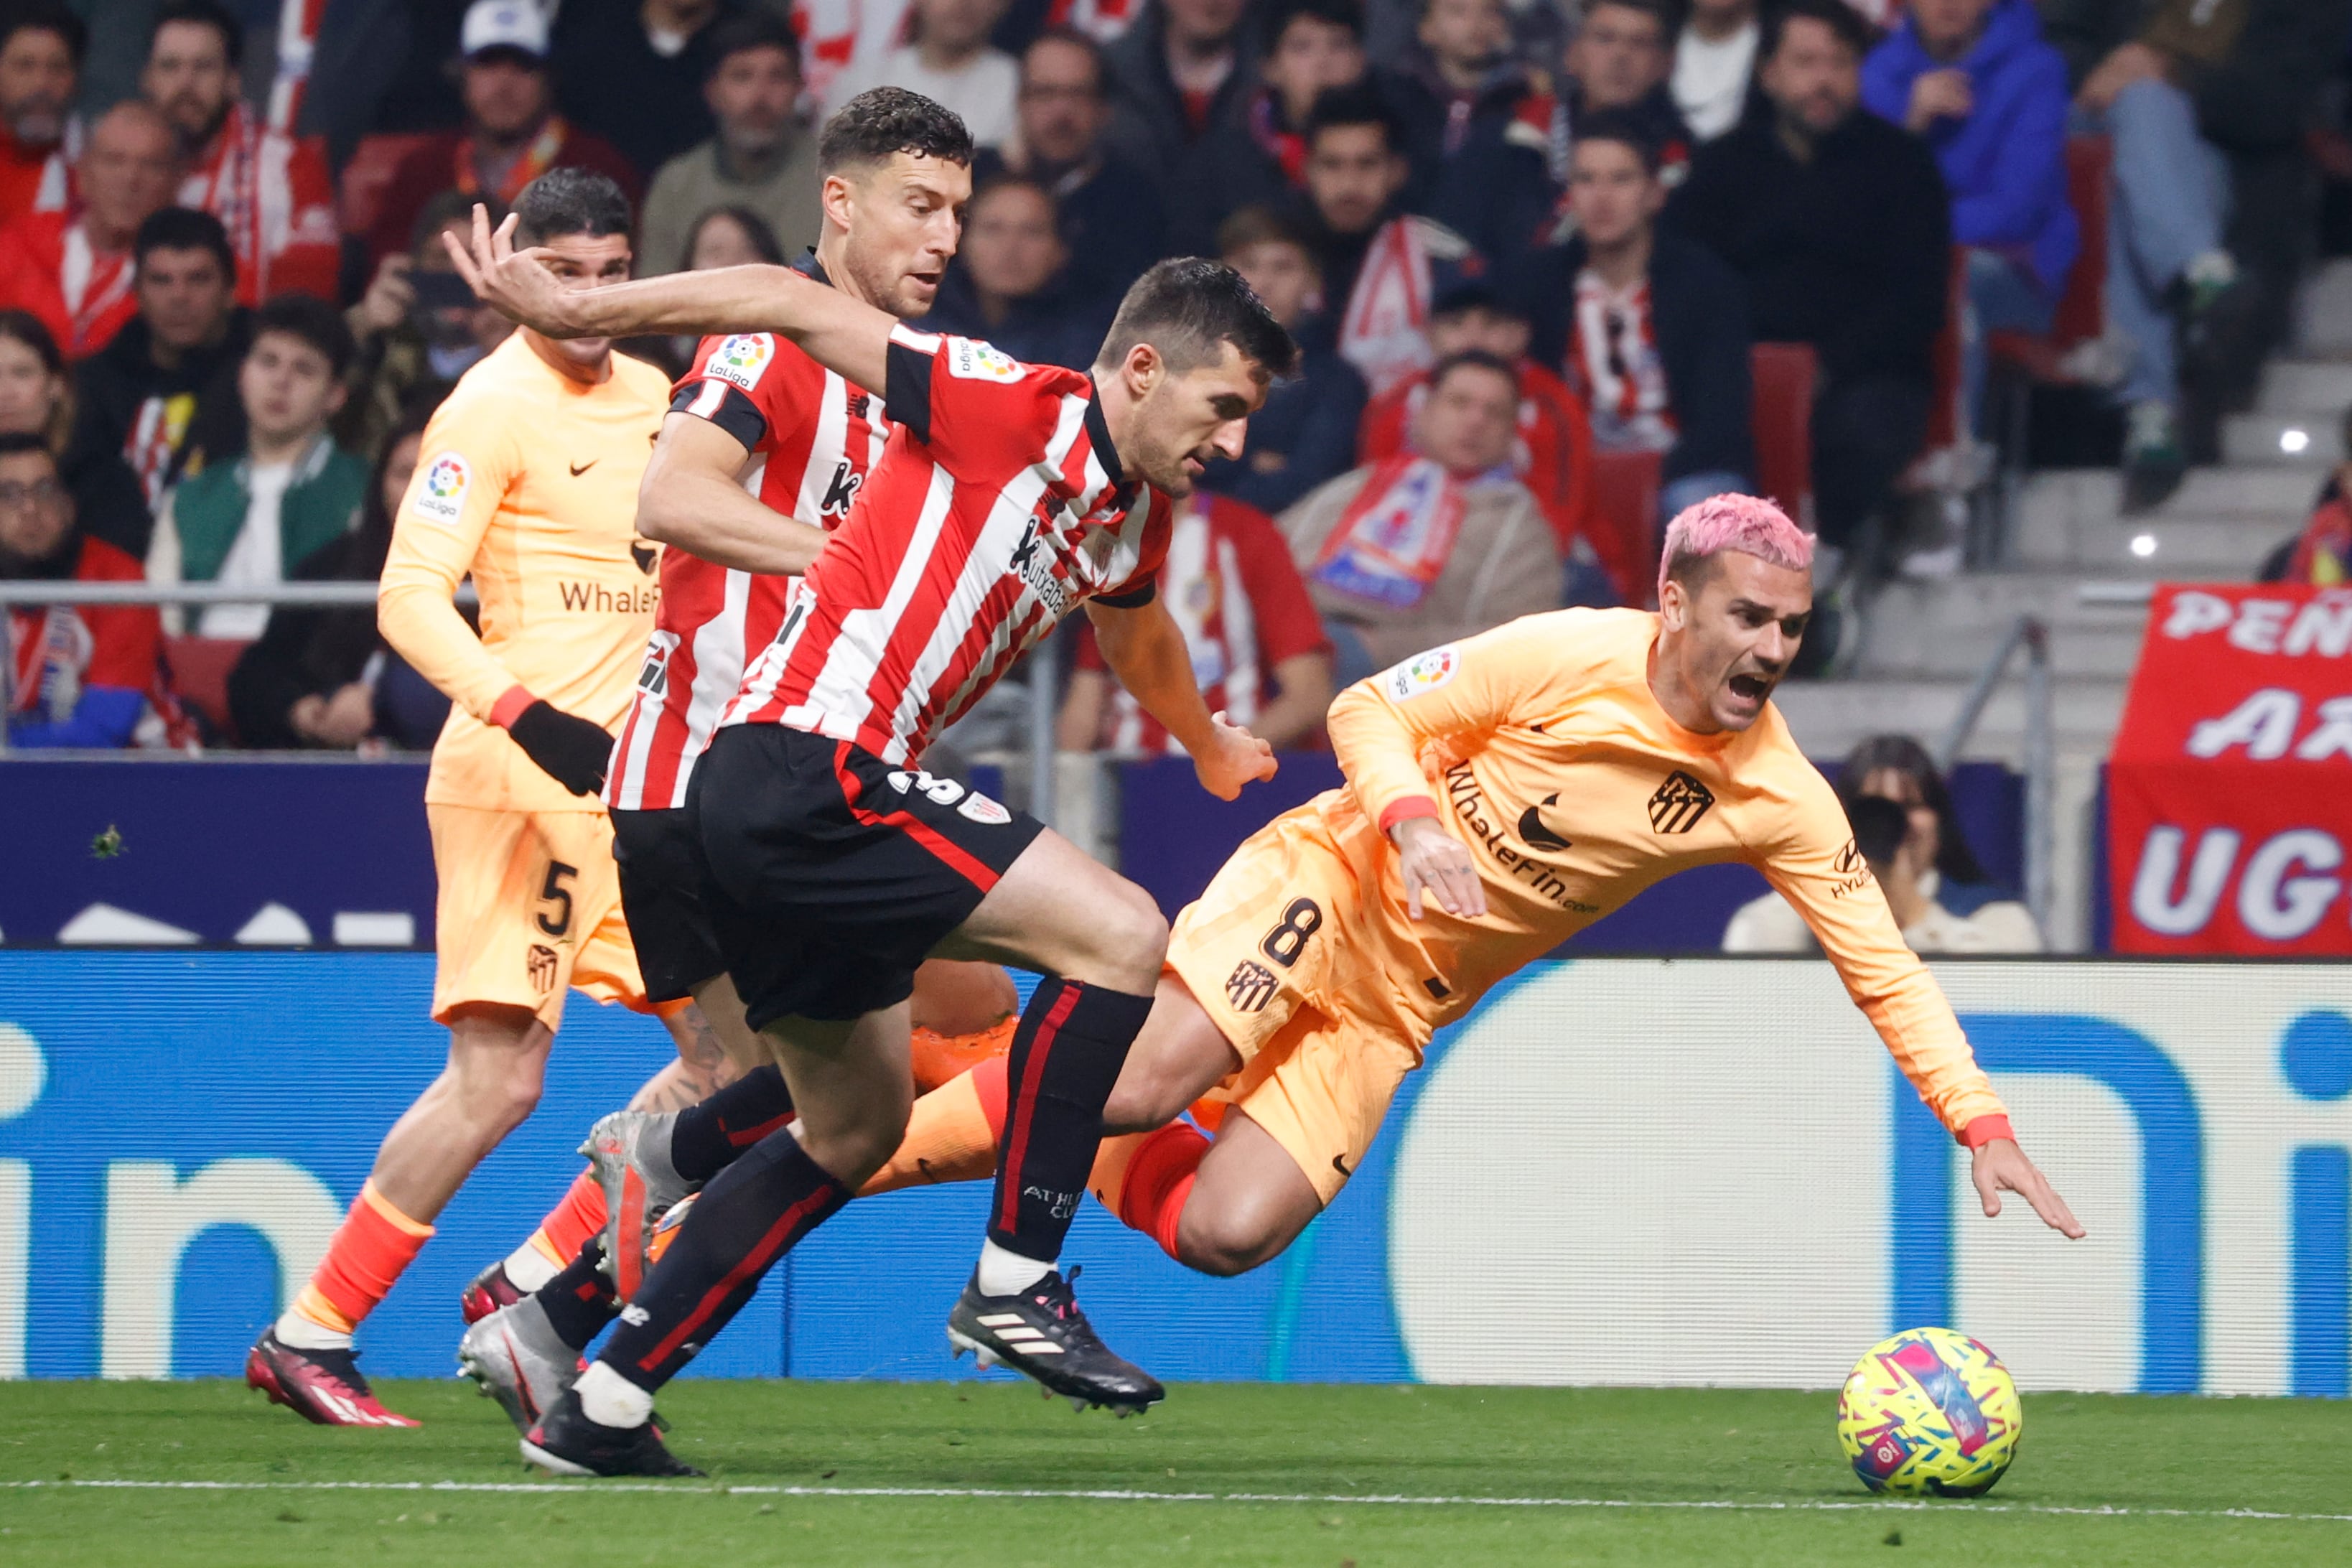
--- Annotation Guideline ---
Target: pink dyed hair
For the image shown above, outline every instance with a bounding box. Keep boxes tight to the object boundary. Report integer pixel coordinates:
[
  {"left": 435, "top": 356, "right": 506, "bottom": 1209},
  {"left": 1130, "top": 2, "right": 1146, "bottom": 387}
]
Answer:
[{"left": 1656, "top": 492, "right": 1814, "bottom": 607}]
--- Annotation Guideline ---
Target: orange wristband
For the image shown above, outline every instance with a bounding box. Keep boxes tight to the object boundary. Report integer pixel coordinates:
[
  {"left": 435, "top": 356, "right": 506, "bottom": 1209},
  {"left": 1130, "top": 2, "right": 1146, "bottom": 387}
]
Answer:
[
  {"left": 1959, "top": 1114, "right": 2015, "bottom": 1149},
  {"left": 489, "top": 683, "right": 535, "bottom": 729}
]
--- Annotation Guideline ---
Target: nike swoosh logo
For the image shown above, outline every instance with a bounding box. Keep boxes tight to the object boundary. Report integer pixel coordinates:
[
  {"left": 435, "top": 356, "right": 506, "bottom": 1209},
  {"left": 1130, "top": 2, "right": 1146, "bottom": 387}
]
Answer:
[
  {"left": 1332, "top": 1153, "right": 1354, "bottom": 1177},
  {"left": 1518, "top": 793, "right": 1572, "bottom": 852},
  {"left": 570, "top": 459, "right": 597, "bottom": 476}
]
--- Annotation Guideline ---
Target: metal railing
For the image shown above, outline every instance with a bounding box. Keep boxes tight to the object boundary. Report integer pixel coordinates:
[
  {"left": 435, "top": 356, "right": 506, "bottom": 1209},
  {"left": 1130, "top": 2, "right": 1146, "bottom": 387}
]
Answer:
[
  {"left": 0, "top": 581, "right": 465, "bottom": 757},
  {"left": 1931, "top": 613, "right": 2054, "bottom": 938}
]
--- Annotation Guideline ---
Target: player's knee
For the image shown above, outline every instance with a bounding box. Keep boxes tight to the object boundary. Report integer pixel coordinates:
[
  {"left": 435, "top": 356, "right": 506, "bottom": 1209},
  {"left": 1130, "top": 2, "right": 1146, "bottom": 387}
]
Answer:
[
  {"left": 1101, "top": 1062, "right": 1192, "bottom": 1134},
  {"left": 481, "top": 1069, "right": 543, "bottom": 1134},
  {"left": 799, "top": 1093, "right": 912, "bottom": 1189},
  {"left": 1081, "top": 882, "right": 1167, "bottom": 992},
  {"left": 1175, "top": 1202, "right": 1286, "bottom": 1277}
]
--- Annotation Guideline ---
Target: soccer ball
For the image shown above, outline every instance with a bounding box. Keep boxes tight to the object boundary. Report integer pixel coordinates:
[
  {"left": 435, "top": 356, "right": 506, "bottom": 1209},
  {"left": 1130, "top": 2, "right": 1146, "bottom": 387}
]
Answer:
[{"left": 1836, "top": 1327, "right": 2021, "bottom": 1497}]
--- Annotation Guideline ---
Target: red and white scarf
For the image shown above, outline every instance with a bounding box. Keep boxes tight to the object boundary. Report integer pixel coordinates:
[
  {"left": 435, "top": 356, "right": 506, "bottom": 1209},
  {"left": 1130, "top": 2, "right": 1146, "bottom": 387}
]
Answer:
[
  {"left": 1338, "top": 217, "right": 1441, "bottom": 398},
  {"left": 1572, "top": 271, "right": 1676, "bottom": 454},
  {"left": 1045, "top": 0, "right": 1140, "bottom": 43},
  {"left": 1310, "top": 456, "right": 1465, "bottom": 610},
  {"left": 793, "top": 0, "right": 916, "bottom": 108},
  {"left": 266, "top": 0, "right": 330, "bottom": 130},
  {"left": 59, "top": 222, "right": 135, "bottom": 353}
]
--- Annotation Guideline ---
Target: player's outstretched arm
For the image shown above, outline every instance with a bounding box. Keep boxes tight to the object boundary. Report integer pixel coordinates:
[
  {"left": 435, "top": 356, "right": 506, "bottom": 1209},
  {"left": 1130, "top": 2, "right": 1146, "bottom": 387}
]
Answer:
[
  {"left": 638, "top": 413, "right": 828, "bottom": 577},
  {"left": 1972, "top": 1137, "right": 2086, "bottom": 1238},
  {"left": 446, "top": 207, "right": 893, "bottom": 395},
  {"left": 1083, "top": 594, "right": 1275, "bottom": 801}
]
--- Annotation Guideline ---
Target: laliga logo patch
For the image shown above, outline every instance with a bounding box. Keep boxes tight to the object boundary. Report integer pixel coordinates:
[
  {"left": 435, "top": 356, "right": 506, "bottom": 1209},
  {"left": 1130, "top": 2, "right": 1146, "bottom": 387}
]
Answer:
[
  {"left": 413, "top": 453, "right": 470, "bottom": 524},
  {"left": 706, "top": 333, "right": 774, "bottom": 391},
  {"left": 1387, "top": 645, "right": 1460, "bottom": 701},
  {"left": 948, "top": 338, "right": 1025, "bottom": 383}
]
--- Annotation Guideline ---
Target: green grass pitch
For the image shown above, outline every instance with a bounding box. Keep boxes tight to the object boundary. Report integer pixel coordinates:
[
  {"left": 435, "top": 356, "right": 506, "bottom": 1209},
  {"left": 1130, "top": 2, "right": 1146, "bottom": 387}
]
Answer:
[{"left": 1, "top": 1378, "right": 2346, "bottom": 1565}]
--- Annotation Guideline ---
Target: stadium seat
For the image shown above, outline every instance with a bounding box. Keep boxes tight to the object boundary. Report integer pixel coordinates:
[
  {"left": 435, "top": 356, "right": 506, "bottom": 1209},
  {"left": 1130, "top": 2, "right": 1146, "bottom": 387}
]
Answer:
[
  {"left": 1587, "top": 449, "right": 1663, "bottom": 606},
  {"left": 1987, "top": 135, "right": 2111, "bottom": 383},
  {"left": 162, "top": 635, "right": 250, "bottom": 743},
  {"left": 1750, "top": 342, "right": 1816, "bottom": 527},
  {"left": 337, "top": 133, "right": 436, "bottom": 238}
]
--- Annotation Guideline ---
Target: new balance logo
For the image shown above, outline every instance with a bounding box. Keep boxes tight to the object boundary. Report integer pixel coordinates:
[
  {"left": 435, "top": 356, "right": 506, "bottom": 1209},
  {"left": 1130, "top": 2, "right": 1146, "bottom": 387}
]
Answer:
[
  {"left": 620, "top": 1305, "right": 650, "bottom": 1327},
  {"left": 527, "top": 943, "right": 559, "bottom": 994},
  {"left": 1648, "top": 770, "right": 1716, "bottom": 834},
  {"left": 1225, "top": 959, "right": 1278, "bottom": 1014}
]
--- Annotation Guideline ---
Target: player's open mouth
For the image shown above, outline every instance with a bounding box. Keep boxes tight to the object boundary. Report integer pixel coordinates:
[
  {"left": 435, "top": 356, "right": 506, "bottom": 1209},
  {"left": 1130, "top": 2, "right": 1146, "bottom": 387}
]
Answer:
[{"left": 1727, "top": 673, "right": 1770, "bottom": 703}]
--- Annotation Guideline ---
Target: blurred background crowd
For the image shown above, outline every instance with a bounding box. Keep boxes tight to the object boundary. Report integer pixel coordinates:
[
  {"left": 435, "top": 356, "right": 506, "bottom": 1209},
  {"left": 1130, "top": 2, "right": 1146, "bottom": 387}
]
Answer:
[{"left": 6, "top": 0, "right": 2352, "bottom": 955}]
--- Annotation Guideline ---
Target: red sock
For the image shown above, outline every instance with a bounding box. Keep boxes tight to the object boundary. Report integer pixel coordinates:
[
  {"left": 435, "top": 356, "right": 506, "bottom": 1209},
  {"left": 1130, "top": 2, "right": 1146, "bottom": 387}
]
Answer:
[
  {"left": 294, "top": 1181, "right": 434, "bottom": 1333},
  {"left": 971, "top": 1053, "right": 1009, "bottom": 1139},
  {"left": 528, "top": 1170, "right": 608, "bottom": 1268},
  {"left": 1115, "top": 1123, "right": 1208, "bottom": 1261}
]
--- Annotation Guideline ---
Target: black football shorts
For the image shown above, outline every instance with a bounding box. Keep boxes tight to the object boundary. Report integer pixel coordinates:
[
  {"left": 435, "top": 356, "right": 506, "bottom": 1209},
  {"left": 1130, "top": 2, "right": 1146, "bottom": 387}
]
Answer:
[
  {"left": 609, "top": 804, "right": 728, "bottom": 1006},
  {"left": 688, "top": 723, "right": 1045, "bottom": 1029}
]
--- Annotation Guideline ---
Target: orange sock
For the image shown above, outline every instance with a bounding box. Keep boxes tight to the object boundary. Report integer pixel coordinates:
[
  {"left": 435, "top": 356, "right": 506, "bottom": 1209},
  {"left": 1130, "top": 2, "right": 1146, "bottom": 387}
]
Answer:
[
  {"left": 860, "top": 1055, "right": 1011, "bottom": 1196},
  {"left": 291, "top": 1181, "right": 434, "bottom": 1334},
  {"left": 1106, "top": 1123, "right": 1208, "bottom": 1261},
  {"left": 526, "top": 1170, "right": 607, "bottom": 1269}
]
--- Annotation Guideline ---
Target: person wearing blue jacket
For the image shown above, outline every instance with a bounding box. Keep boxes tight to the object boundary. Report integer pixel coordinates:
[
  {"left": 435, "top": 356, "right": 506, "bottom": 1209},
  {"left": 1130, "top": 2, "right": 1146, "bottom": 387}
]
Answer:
[{"left": 1863, "top": 0, "right": 2078, "bottom": 442}]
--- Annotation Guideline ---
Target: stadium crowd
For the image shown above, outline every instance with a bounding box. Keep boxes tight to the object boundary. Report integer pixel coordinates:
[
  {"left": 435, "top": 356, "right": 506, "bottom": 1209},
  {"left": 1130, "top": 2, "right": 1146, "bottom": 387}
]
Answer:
[{"left": 0, "top": 0, "right": 2343, "bottom": 790}]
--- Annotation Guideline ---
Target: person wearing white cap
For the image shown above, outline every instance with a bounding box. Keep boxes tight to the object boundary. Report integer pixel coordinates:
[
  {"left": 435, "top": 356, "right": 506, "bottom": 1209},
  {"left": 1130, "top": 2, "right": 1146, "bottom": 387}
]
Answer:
[{"left": 365, "top": 0, "right": 640, "bottom": 272}]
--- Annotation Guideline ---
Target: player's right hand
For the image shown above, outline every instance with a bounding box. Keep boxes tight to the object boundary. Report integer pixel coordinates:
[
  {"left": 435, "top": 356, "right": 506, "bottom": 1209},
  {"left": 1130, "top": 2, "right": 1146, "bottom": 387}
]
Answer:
[
  {"left": 505, "top": 701, "right": 615, "bottom": 796},
  {"left": 444, "top": 205, "right": 579, "bottom": 337},
  {"left": 1391, "top": 816, "right": 1485, "bottom": 921}
]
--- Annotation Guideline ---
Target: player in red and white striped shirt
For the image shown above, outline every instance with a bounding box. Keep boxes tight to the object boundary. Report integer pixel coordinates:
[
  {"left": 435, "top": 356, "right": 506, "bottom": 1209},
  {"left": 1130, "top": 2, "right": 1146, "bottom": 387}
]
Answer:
[{"left": 456, "top": 189, "right": 1300, "bottom": 1472}]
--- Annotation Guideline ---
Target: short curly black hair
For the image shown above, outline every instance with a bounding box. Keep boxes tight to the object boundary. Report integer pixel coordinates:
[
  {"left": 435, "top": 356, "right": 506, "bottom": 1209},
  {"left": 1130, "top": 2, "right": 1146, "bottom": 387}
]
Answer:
[
  {"left": 512, "top": 167, "right": 633, "bottom": 247},
  {"left": 818, "top": 87, "right": 974, "bottom": 177}
]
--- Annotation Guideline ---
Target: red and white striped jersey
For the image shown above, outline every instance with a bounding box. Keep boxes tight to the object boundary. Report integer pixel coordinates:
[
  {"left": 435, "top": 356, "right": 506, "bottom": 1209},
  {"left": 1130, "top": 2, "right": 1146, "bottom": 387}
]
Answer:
[
  {"left": 722, "top": 326, "right": 1172, "bottom": 766},
  {"left": 605, "top": 316, "right": 890, "bottom": 811}
]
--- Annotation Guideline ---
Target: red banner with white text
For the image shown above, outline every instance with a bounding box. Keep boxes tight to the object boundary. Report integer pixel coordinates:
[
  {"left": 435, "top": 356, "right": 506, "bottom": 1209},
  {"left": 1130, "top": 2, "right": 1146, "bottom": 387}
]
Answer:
[{"left": 2109, "top": 584, "right": 2352, "bottom": 953}]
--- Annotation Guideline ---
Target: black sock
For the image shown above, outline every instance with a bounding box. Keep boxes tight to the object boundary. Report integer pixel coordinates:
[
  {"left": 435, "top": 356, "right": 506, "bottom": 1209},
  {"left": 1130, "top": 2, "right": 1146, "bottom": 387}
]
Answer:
[
  {"left": 667, "top": 1064, "right": 795, "bottom": 1182},
  {"left": 600, "top": 1126, "right": 847, "bottom": 1392},
  {"left": 537, "top": 1237, "right": 617, "bottom": 1350},
  {"left": 988, "top": 978, "right": 1153, "bottom": 1265}
]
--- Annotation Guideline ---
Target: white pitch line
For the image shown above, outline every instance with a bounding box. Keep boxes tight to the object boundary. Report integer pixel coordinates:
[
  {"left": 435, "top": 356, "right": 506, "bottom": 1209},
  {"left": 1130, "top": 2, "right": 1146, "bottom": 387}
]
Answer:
[{"left": 4, "top": 1478, "right": 2350, "bottom": 1523}]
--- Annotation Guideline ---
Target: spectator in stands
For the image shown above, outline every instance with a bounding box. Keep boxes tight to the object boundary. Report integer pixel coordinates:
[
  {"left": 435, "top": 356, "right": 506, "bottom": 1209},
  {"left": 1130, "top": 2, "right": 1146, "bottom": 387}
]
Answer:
[
  {"left": 0, "top": 101, "right": 177, "bottom": 360},
  {"left": 342, "top": 192, "right": 514, "bottom": 463},
  {"left": 1296, "top": 85, "right": 1479, "bottom": 398},
  {"left": 1863, "top": 0, "right": 2076, "bottom": 443},
  {"left": 1103, "top": 0, "right": 1259, "bottom": 185},
  {"left": 1060, "top": 487, "right": 1335, "bottom": 755},
  {"left": 989, "top": 28, "right": 1167, "bottom": 302},
  {"left": 640, "top": 14, "right": 821, "bottom": 280},
  {"left": 553, "top": 0, "right": 734, "bottom": 181},
  {"left": 2261, "top": 403, "right": 2352, "bottom": 585},
  {"left": 139, "top": 1, "right": 338, "bottom": 307},
  {"left": 1723, "top": 732, "right": 2042, "bottom": 952},
  {"left": 828, "top": 0, "right": 1022, "bottom": 149},
  {"left": 1674, "top": 0, "right": 1949, "bottom": 579},
  {"left": 230, "top": 405, "right": 448, "bottom": 751},
  {"left": 2047, "top": 0, "right": 2346, "bottom": 514},
  {"left": 1166, "top": 0, "right": 1367, "bottom": 255},
  {"left": 681, "top": 205, "right": 785, "bottom": 271},
  {"left": 1671, "top": 0, "right": 1761, "bottom": 142},
  {"left": 1381, "top": 0, "right": 1558, "bottom": 259},
  {"left": 0, "top": 431, "right": 162, "bottom": 749},
  {"left": 1558, "top": 0, "right": 1694, "bottom": 188},
  {"left": 1206, "top": 205, "right": 1367, "bottom": 514},
  {"left": 0, "top": 4, "right": 83, "bottom": 230},
  {"left": 147, "top": 294, "right": 363, "bottom": 640},
  {"left": 0, "top": 309, "right": 150, "bottom": 559},
  {"left": 71, "top": 207, "right": 251, "bottom": 510},
  {"left": 920, "top": 177, "right": 1107, "bottom": 369},
  {"left": 1359, "top": 280, "right": 1596, "bottom": 576},
  {"left": 1516, "top": 116, "right": 1753, "bottom": 525},
  {"left": 1281, "top": 350, "right": 1564, "bottom": 682},
  {"left": 366, "top": 0, "right": 640, "bottom": 271}
]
